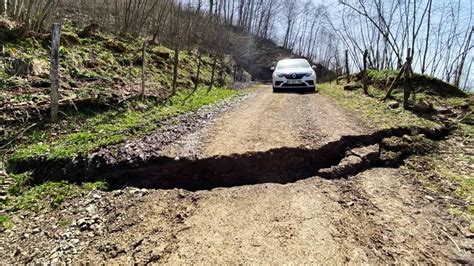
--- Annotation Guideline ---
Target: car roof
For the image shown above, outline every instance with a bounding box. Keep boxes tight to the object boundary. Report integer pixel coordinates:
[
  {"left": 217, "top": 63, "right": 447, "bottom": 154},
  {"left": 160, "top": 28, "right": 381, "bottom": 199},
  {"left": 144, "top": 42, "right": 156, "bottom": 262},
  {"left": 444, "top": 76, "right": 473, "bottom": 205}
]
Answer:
[{"left": 278, "top": 58, "right": 308, "bottom": 63}]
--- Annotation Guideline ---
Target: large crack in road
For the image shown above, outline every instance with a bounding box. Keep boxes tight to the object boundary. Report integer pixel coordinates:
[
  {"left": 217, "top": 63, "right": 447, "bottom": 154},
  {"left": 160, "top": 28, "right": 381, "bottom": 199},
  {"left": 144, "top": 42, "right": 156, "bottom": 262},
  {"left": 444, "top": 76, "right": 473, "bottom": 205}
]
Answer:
[
  {"left": 105, "top": 125, "right": 449, "bottom": 190},
  {"left": 9, "top": 83, "right": 450, "bottom": 191},
  {"left": 2, "top": 85, "right": 471, "bottom": 264}
]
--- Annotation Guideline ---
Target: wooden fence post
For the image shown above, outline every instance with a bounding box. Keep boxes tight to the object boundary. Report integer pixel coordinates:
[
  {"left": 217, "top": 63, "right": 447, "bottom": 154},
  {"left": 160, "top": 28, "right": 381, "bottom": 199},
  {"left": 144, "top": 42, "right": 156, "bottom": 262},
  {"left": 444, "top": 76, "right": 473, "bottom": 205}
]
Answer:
[
  {"left": 233, "top": 64, "right": 237, "bottom": 82},
  {"left": 403, "top": 48, "right": 412, "bottom": 109},
  {"left": 50, "top": 23, "right": 61, "bottom": 123},
  {"left": 383, "top": 64, "right": 405, "bottom": 101},
  {"left": 208, "top": 56, "right": 217, "bottom": 92},
  {"left": 128, "top": 60, "right": 133, "bottom": 93},
  {"left": 194, "top": 51, "right": 202, "bottom": 92},
  {"left": 409, "top": 64, "right": 416, "bottom": 102},
  {"left": 363, "top": 49, "right": 368, "bottom": 95},
  {"left": 345, "top": 49, "right": 350, "bottom": 83},
  {"left": 141, "top": 40, "right": 147, "bottom": 100},
  {"left": 172, "top": 46, "right": 179, "bottom": 95}
]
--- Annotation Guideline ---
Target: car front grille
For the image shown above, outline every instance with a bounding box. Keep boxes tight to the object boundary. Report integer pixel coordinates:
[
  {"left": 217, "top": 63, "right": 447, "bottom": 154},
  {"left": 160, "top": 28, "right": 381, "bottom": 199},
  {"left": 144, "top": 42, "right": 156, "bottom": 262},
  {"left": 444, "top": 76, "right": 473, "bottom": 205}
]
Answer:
[{"left": 284, "top": 73, "right": 306, "bottom": 79}]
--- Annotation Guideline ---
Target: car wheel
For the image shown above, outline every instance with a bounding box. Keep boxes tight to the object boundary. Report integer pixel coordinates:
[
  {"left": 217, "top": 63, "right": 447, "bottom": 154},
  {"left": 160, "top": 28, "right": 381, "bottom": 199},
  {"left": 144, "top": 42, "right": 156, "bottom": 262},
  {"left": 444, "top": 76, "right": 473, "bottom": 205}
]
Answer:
[{"left": 273, "top": 87, "right": 279, "bottom": 93}]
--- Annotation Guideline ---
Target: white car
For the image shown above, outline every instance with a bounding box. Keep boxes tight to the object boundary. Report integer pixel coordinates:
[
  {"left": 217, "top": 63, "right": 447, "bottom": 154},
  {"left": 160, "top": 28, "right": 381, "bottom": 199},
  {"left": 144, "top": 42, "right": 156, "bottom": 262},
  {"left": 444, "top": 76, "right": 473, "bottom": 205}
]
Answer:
[{"left": 271, "top": 59, "right": 317, "bottom": 92}]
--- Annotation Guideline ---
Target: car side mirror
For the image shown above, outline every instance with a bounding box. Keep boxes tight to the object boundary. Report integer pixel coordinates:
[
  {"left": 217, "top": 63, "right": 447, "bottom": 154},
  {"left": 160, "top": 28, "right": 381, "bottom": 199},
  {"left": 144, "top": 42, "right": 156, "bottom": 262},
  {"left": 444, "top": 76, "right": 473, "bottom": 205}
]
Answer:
[
  {"left": 270, "top": 66, "right": 275, "bottom": 71},
  {"left": 311, "top": 65, "right": 317, "bottom": 69}
]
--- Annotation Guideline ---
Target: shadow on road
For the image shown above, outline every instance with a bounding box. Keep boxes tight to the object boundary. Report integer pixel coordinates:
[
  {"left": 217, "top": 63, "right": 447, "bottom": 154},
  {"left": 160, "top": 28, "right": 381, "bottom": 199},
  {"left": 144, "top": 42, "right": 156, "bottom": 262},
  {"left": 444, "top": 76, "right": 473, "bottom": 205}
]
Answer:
[
  {"left": 272, "top": 88, "right": 319, "bottom": 94},
  {"left": 103, "top": 126, "right": 447, "bottom": 191}
]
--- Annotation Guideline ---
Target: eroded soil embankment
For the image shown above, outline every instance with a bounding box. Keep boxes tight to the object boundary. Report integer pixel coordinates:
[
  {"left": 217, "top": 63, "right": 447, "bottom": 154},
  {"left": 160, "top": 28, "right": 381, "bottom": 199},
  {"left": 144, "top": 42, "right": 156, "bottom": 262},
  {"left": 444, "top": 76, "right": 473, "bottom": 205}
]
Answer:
[{"left": 10, "top": 124, "right": 451, "bottom": 191}]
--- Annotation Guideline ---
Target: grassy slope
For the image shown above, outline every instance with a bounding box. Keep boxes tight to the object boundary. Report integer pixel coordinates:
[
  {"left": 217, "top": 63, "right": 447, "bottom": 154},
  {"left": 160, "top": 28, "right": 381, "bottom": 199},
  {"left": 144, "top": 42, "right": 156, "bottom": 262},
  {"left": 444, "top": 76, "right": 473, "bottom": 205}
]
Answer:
[
  {"left": 1, "top": 23, "right": 226, "bottom": 102},
  {"left": 10, "top": 88, "right": 238, "bottom": 162},
  {"left": 366, "top": 69, "right": 468, "bottom": 98},
  {"left": 0, "top": 21, "right": 241, "bottom": 225},
  {"left": 1, "top": 21, "right": 237, "bottom": 166},
  {"left": 1, "top": 21, "right": 232, "bottom": 151},
  {"left": 319, "top": 83, "right": 439, "bottom": 128},
  {"left": 319, "top": 82, "right": 473, "bottom": 231}
]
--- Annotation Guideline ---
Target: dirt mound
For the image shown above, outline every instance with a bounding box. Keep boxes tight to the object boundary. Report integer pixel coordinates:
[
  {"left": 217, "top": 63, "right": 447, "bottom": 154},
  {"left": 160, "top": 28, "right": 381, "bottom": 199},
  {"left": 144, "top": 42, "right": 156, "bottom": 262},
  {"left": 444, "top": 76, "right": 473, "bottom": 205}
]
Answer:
[{"left": 361, "top": 69, "right": 467, "bottom": 98}]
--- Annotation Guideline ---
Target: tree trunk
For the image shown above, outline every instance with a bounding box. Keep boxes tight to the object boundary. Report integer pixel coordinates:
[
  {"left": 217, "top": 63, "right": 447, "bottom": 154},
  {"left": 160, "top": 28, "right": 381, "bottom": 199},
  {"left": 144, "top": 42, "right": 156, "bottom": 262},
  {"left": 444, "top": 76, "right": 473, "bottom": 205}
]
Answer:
[
  {"left": 3, "top": 0, "right": 7, "bottom": 16},
  {"left": 171, "top": 2, "right": 180, "bottom": 96},
  {"left": 172, "top": 45, "right": 179, "bottom": 95},
  {"left": 409, "top": 64, "right": 416, "bottom": 102},
  {"left": 345, "top": 49, "right": 350, "bottom": 83},
  {"left": 50, "top": 23, "right": 61, "bottom": 123},
  {"left": 421, "top": 0, "right": 432, "bottom": 74},
  {"left": 194, "top": 51, "right": 202, "bottom": 91},
  {"left": 454, "top": 26, "right": 474, "bottom": 88},
  {"left": 208, "top": 56, "right": 217, "bottom": 92},
  {"left": 363, "top": 49, "right": 368, "bottom": 95},
  {"left": 403, "top": 48, "right": 412, "bottom": 109},
  {"left": 140, "top": 41, "right": 147, "bottom": 100}
]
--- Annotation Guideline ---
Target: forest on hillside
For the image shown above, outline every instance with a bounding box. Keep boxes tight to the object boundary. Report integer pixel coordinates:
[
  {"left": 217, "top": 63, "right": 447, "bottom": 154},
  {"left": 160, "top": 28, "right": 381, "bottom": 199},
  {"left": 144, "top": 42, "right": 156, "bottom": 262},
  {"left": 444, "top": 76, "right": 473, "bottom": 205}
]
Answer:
[{"left": 0, "top": 0, "right": 473, "bottom": 91}]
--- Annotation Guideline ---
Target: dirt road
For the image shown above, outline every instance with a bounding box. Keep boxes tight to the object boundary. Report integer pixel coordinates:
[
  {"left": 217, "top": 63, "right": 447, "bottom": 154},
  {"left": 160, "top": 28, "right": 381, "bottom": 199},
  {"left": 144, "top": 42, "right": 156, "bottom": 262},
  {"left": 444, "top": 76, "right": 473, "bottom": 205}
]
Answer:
[
  {"left": 203, "top": 87, "right": 369, "bottom": 155},
  {"left": 2, "top": 86, "right": 472, "bottom": 264}
]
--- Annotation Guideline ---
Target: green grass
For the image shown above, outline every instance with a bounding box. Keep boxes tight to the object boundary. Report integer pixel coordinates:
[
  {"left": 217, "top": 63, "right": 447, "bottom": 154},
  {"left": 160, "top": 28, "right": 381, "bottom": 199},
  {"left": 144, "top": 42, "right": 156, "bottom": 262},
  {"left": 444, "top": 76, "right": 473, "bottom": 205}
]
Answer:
[
  {"left": 0, "top": 215, "right": 12, "bottom": 230},
  {"left": 8, "top": 181, "right": 79, "bottom": 211},
  {"left": 367, "top": 69, "right": 399, "bottom": 81},
  {"left": 408, "top": 148, "right": 474, "bottom": 231},
  {"left": 2, "top": 171, "right": 109, "bottom": 213},
  {"left": 432, "top": 158, "right": 473, "bottom": 201},
  {"left": 10, "top": 87, "right": 239, "bottom": 162},
  {"left": 319, "top": 83, "right": 439, "bottom": 129},
  {"left": 320, "top": 82, "right": 473, "bottom": 231},
  {"left": 7, "top": 172, "right": 32, "bottom": 196},
  {"left": 57, "top": 217, "right": 72, "bottom": 228}
]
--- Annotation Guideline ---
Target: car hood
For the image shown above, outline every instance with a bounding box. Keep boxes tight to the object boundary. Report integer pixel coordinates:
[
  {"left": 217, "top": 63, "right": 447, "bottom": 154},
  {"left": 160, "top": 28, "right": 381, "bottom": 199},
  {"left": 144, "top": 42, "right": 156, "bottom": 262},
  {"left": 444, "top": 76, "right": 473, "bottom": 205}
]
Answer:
[{"left": 274, "top": 67, "right": 313, "bottom": 74}]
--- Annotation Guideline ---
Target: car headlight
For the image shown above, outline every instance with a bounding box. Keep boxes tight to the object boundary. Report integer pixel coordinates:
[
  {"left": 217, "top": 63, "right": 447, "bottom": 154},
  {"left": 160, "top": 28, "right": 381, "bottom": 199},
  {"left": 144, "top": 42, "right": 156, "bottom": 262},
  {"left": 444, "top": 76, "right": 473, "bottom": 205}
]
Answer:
[
  {"left": 304, "top": 72, "right": 314, "bottom": 77},
  {"left": 275, "top": 73, "right": 285, "bottom": 78}
]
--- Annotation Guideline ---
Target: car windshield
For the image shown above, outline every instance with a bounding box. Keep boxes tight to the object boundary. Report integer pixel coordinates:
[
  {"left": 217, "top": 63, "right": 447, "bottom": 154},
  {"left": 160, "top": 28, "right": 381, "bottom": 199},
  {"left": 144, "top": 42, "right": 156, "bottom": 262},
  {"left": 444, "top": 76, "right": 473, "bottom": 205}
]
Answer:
[{"left": 276, "top": 59, "right": 310, "bottom": 69}]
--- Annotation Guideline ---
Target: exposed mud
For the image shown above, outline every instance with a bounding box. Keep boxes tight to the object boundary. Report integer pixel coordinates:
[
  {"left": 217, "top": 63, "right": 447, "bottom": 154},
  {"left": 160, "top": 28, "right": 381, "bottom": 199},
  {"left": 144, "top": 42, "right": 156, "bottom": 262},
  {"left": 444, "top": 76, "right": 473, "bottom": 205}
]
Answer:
[{"left": 105, "top": 125, "right": 449, "bottom": 190}]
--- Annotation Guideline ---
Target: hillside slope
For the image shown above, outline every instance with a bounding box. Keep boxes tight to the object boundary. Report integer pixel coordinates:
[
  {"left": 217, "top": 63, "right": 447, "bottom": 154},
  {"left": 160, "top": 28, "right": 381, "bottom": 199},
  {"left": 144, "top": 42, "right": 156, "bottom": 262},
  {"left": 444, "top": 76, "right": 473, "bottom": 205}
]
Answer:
[
  {"left": 233, "top": 36, "right": 336, "bottom": 82},
  {"left": 0, "top": 18, "right": 235, "bottom": 126}
]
